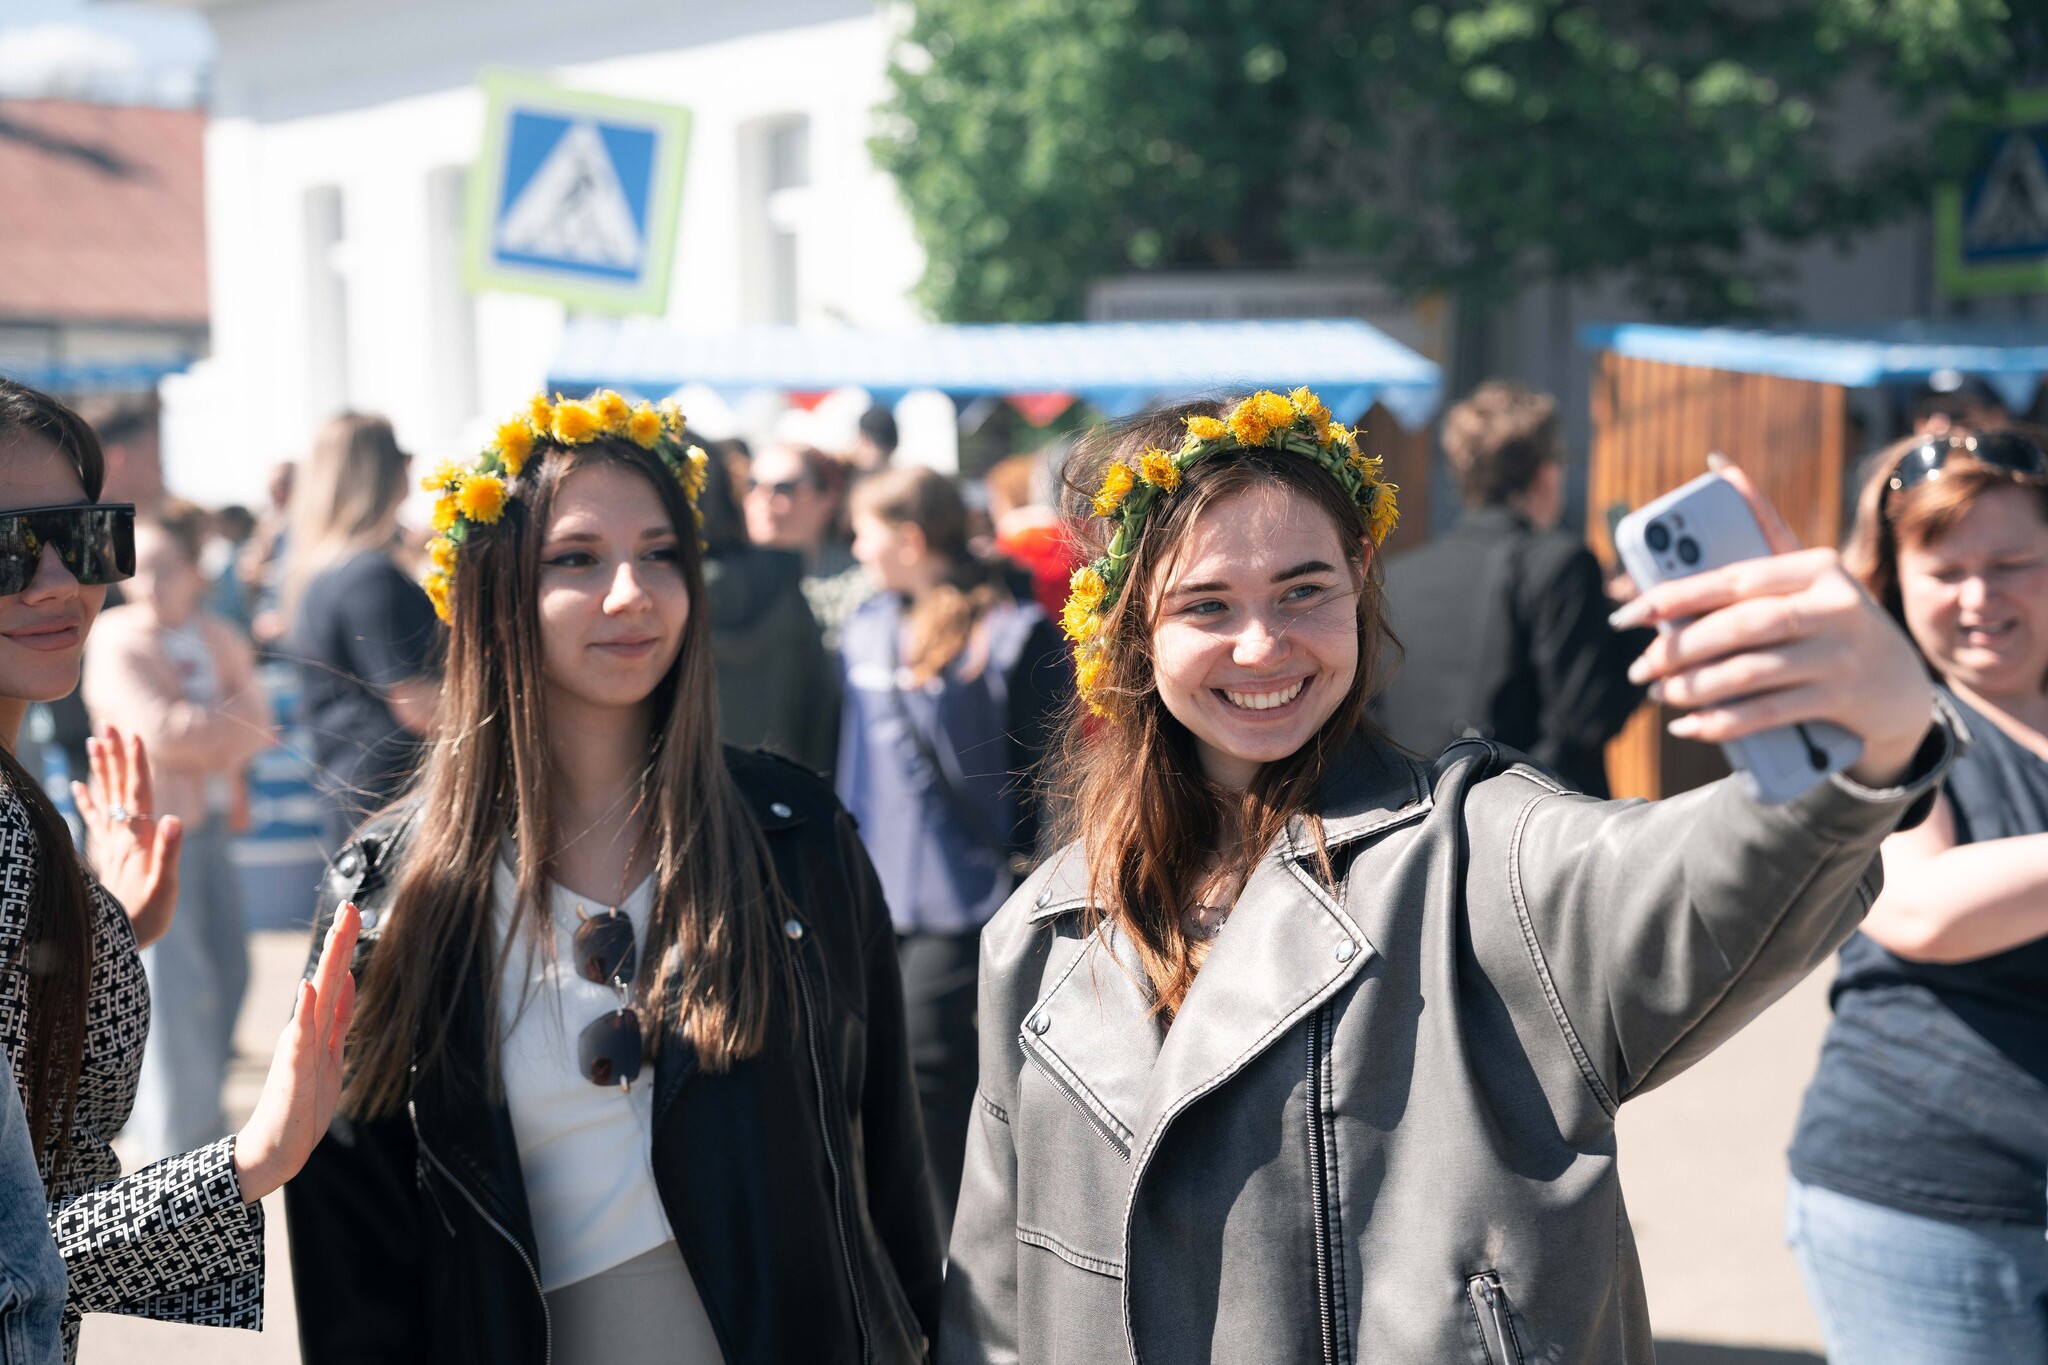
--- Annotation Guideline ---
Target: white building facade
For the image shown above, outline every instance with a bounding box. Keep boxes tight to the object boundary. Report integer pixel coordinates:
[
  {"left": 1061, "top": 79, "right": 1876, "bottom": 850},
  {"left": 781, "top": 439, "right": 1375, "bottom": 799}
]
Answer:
[{"left": 161, "top": 0, "right": 925, "bottom": 504}]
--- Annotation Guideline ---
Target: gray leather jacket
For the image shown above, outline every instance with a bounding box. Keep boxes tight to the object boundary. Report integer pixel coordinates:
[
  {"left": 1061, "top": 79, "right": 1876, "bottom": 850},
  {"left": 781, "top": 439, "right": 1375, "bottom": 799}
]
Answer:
[{"left": 940, "top": 724, "right": 1955, "bottom": 1365}]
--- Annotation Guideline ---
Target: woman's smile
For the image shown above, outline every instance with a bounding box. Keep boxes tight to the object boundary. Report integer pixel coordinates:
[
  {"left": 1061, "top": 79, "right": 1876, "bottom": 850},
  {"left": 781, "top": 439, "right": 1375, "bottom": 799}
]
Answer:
[{"left": 1217, "top": 676, "right": 1311, "bottom": 713}]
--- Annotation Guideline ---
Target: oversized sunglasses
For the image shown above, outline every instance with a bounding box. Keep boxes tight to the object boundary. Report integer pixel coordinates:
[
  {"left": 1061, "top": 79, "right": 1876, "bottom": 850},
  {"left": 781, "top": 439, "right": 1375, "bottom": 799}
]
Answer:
[
  {"left": 0, "top": 503, "right": 135, "bottom": 597},
  {"left": 572, "top": 905, "right": 641, "bottom": 1093},
  {"left": 1886, "top": 430, "right": 2048, "bottom": 503}
]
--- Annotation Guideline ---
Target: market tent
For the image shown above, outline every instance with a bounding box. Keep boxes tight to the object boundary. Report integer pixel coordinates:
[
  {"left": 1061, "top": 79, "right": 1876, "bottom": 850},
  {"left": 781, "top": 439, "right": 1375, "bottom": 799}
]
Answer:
[
  {"left": 547, "top": 317, "right": 1444, "bottom": 429},
  {"left": 1580, "top": 321, "right": 2048, "bottom": 414}
]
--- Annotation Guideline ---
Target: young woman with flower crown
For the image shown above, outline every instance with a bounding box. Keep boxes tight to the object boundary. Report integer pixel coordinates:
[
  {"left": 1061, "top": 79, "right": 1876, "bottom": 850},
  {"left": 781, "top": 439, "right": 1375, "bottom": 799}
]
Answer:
[
  {"left": 284, "top": 392, "right": 943, "bottom": 1365},
  {"left": 939, "top": 389, "right": 1961, "bottom": 1365}
]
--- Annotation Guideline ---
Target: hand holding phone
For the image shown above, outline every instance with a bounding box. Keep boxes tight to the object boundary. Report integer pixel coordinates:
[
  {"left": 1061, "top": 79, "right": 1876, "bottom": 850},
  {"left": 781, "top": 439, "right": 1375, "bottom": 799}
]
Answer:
[
  {"left": 1614, "top": 472, "right": 1860, "bottom": 802},
  {"left": 1613, "top": 458, "right": 1933, "bottom": 802}
]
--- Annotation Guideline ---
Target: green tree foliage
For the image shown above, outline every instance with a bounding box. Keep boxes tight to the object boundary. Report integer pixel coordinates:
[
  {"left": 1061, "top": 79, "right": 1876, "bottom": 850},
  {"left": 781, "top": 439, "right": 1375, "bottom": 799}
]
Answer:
[{"left": 875, "top": 0, "right": 2035, "bottom": 321}]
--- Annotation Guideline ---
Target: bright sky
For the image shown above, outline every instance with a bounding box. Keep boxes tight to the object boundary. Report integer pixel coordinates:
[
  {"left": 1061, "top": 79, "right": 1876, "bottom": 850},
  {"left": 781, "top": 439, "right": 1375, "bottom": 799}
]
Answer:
[{"left": 0, "top": 0, "right": 213, "bottom": 106}]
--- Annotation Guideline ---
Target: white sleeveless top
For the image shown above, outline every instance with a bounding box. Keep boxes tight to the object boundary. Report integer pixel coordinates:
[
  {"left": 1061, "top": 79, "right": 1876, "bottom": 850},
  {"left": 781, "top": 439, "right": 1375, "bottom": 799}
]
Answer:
[{"left": 491, "top": 861, "right": 674, "bottom": 1290}]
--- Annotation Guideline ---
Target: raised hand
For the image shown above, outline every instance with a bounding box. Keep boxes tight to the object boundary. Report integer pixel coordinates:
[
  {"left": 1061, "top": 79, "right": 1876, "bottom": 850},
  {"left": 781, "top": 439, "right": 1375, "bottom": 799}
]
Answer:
[
  {"left": 1611, "top": 456, "right": 1935, "bottom": 790},
  {"left": 71, "top": 724, "right": 182, "bottom": 948},
  {"left": 233, "top": 901, "right": 360, "bottom": 1203}
]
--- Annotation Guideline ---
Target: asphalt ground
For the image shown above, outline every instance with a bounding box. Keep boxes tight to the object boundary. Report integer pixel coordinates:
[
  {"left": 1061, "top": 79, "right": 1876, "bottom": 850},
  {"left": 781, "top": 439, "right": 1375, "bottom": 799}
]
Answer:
[{"left": 80, "top": 929, "right": 1833, "bottom": 1363}]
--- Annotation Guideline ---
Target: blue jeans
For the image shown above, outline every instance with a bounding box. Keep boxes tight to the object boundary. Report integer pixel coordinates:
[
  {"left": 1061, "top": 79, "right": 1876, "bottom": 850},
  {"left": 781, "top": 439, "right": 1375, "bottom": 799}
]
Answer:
[
  {"left": 0, "top": 1066, "right": 63, "bottom": 1365},
  {"left": 1787, "top": 1177, "right": 2048, "bottom": 1364},
  {"left": 125, "top": 816, "right": 248, "bottom": 1164}
]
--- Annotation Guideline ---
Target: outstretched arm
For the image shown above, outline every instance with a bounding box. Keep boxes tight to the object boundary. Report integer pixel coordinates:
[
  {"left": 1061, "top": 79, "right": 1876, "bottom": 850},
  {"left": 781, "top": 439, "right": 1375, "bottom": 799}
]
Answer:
[
  {"left": 1859, "top": 795, "right": 2048, "bottom": 963},
  {"left": 1496, "top": 457, "right": 1953, "bottom": 1104}
]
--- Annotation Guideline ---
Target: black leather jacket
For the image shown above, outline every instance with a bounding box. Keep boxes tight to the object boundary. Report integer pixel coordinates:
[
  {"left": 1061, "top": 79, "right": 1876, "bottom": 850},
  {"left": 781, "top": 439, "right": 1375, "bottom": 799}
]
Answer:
[{"left": 283, "top": 748, "right": 945, "bottom": 1365}]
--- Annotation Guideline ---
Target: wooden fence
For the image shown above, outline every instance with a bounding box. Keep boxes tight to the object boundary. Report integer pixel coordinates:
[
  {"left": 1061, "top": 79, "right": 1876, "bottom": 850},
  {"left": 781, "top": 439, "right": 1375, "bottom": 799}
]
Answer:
[
  {"left": 1357, "top": 401, "right": 1432, "bottom": 551},
  {"left": 1586, "top": 352, "right": 1849, "bottom": 800}
]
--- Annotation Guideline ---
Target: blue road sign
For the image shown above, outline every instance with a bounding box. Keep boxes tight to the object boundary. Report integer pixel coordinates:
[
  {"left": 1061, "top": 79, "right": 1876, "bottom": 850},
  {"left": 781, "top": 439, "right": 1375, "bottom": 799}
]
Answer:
[
  {"left": 467, "top": 71, "right": 691, "bottom": 314},
  {"left": 1939, "top": 91, "right": 2048, "bottom": 298}
]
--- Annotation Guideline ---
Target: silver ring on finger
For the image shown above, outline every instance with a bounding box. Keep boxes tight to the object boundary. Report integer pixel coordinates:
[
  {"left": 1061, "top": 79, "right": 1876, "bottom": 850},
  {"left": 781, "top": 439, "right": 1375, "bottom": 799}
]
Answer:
[{"left": 106, "top": 802, "right": 129, "bottom": 824}]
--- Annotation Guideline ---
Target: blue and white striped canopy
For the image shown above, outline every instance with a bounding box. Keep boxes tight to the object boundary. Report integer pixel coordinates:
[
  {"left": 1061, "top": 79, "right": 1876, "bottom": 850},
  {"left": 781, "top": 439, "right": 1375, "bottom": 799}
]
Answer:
[
  {"left": 1582, "top": 322, "right": 2048, "bottom": 413},
  {"left": 548, "top": 317, "right": 1444, "bottom": 429}
]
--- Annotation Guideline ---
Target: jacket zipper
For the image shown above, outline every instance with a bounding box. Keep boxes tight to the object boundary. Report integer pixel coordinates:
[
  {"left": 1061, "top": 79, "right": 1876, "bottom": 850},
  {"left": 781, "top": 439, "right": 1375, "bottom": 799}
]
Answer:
[
  {"left": 791, "top": 940, "right": 873, "bottom": 1365},
  {"left": 1305, "top": 1005, "right": 1337, "bottom": 1365},
  {"left": 1467, "top": 1271, "right": 1524, "bottom": 1365},
  {"left": 1022, "top": 1047, "right": 1132, "bottom": 1160},
  {"left": 410, "top": 1097, "right": 553, "bottom": 1365}
]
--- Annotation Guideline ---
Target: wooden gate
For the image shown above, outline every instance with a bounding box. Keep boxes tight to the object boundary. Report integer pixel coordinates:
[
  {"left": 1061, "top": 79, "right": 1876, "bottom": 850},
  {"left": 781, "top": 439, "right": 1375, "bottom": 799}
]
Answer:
[
  {"left": 1585, "top": 353, "right": 1848, "bottom": 799},
  {"left": 1357, "top": 401, "right": 1431, "bottom": 549}
]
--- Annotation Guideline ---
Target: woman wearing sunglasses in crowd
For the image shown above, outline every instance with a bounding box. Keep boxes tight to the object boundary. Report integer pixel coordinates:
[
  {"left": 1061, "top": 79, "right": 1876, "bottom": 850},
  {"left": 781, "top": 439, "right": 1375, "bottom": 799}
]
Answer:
[
  {"left": 1786, "top": 426, "right": 2048, "bottom": 1362},
  {"left": 285, "top": 393, "right": 942, "bottom": 1365},
  {"left": 0, "top": 379, "right": 359, "bottom": 1362},
  {"left": 939, "top": 390, "right": 1959, "bottom": 1365}
]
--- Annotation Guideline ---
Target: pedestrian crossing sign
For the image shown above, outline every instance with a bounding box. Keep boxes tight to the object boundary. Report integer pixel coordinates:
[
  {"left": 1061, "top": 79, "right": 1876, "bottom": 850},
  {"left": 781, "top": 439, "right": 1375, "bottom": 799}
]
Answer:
[
  {"left": 1937, "top": 90, "right": 2048, "bottom": 298},
  {"left": 466, "top": 70, "right": 691, "bottom": 314}
]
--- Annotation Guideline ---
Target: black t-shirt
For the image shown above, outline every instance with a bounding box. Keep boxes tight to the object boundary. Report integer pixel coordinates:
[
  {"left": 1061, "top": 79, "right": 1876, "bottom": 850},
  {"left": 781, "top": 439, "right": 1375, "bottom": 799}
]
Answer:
[
  {"left": 1789, "top": 689, "right": 2048, "bottom": 1225},
  {"left": 285, "top": 550, "right": 441, "bottom": 846}
]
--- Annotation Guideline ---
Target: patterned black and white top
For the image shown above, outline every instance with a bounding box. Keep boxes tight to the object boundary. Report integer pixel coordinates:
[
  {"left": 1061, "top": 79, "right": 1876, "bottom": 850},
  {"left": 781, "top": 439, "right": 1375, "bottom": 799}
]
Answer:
[{"left": 0, "top": 782, "right": 263, "bottom": 1360}]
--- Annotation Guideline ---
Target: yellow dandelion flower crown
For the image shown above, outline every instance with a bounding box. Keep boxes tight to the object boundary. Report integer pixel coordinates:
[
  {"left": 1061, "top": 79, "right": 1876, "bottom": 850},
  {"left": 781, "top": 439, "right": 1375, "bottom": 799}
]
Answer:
[
  {"left": 418, "top": 388, "right": 710, "bottom": 623},
  {"left": 1062, "top": 387, "right": 1399, "bottom": 715}
]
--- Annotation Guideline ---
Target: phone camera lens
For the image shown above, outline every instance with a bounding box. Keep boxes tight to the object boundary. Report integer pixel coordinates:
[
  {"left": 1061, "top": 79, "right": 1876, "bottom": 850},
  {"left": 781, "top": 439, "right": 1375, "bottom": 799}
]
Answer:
[
  {"left": 1644, "top": 521, "right": 1671, "bottom": 553},
  {"left": 1677, "top": 536, "right": 1701, "bottom": 566}
]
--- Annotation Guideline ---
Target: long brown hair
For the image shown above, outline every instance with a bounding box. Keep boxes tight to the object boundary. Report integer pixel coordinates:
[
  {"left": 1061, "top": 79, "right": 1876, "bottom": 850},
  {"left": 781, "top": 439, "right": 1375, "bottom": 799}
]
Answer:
[
  {"left": 0, "top": 378, "right": 107, "bottom": 1188},
  {"left": 1050, "top": 400, "right": 1395, "bottom": 1019},
  {"left": 850, "top": 464, "right": 1010, "bottom": 686},
  {"left": 282, "top": 413, "right": 410, "bottom": 617},
  {"left": 343, "top": 436, "right": 794, "bottom": 1119}
]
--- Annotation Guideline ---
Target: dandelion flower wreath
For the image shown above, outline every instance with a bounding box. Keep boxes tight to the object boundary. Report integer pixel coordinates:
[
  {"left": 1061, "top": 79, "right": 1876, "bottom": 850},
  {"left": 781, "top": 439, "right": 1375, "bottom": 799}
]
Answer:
[
  {"left": 1062, "top": 387, "right": 1398, "bottom": 716},
  {"left": 419, "top": 389, "right": 710, "bottom": 623}
]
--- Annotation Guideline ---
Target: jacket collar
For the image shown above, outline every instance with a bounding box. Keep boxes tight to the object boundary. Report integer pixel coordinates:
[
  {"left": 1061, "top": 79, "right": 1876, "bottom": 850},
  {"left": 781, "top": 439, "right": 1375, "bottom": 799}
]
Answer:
[
  {"left": 1025, "top": 736, "right": 1428, "bottom": 924},
  {"left": 1020, "top": 736, "right": 1432, "bottom": 1166}
]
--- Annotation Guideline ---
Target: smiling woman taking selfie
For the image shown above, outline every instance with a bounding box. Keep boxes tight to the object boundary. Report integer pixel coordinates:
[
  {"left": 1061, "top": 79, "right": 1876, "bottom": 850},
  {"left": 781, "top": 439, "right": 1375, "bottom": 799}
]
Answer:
[
  {"left": 939, "top": 390, "right": 1959, "bottom": 1365},
  {"left": 284, "top": 392, "right": 942, "bottom": 1365},
  {"left": 0, "top": 379, "right": 357, "bottom": 1362}
]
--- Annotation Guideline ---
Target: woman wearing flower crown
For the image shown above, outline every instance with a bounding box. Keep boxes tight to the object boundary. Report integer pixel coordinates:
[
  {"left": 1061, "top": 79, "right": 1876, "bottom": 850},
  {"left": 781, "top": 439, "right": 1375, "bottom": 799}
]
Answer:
[
  {"left": 939, "top": 390, "right": 1958, "bottom": 1365},
  {"left": 284, "top": 393, "right": 943, "bottom": 1365}
]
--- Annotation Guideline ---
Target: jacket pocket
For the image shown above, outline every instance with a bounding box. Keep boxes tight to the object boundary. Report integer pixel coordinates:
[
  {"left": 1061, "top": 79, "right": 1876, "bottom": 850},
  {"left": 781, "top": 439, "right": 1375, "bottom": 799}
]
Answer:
[{"left": 1466, "top": 1271, "right": 1525, "bottom": 1365}]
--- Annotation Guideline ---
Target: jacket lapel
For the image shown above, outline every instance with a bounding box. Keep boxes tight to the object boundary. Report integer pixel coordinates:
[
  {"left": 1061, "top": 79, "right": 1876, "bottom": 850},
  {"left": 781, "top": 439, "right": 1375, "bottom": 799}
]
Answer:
[
  {"left": 1129, "top": 742, "right": 1430, "bottom": 1165},
  {"left": 408, "top": 957, "right": 542, "bottom": 1252},
  {"left": 1017, "top": 888, "right": 1163, "bottom": 1157},
  {"left": 1015, "top": 743, "right": 1432, "bottom": 1169},
  {"left": 1125, "top": 832, "right": 1365, "bottom": 1165}
]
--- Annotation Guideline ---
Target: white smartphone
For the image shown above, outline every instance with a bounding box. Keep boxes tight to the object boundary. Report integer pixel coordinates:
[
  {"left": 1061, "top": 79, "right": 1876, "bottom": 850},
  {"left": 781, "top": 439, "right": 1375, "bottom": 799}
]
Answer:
[{"left": 1613, "top": 469, "right": 1862, "bottom": 805}]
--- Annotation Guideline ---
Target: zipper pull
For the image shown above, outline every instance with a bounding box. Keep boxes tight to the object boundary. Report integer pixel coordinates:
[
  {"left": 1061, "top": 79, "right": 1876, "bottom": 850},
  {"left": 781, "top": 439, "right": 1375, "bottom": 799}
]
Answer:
[
  {"left": 407, "top": 1097, "right": 458, "bottom": 1239},
  {"left": 1468, "top": 1272, "right": 1522, "bottom": 1365}
]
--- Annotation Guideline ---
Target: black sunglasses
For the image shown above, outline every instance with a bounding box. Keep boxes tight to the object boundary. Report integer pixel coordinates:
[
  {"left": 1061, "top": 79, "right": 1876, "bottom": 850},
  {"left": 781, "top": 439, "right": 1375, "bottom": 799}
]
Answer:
[
  {"left": 1886, "top": 431, "right": 2048, "bottom": 503},
  {"left": 0, "top": 503, "right": 135, "bottom": 597},
  {"left": 747, "top": 477, "right": 808, "bottom": 499},
  {"left": 572, "top": 906, "right": 641, "bottom": 1093}
]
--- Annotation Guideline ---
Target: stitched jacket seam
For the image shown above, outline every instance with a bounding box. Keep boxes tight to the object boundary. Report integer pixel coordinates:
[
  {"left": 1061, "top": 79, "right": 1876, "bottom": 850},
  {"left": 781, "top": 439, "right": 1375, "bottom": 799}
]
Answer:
[
  {"left": 1505, "top": 791, "right": 1621, "bottom": 1117},
  {"left": 1015, "top": 1225, "right": 1123, "bottom": 1278}
]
